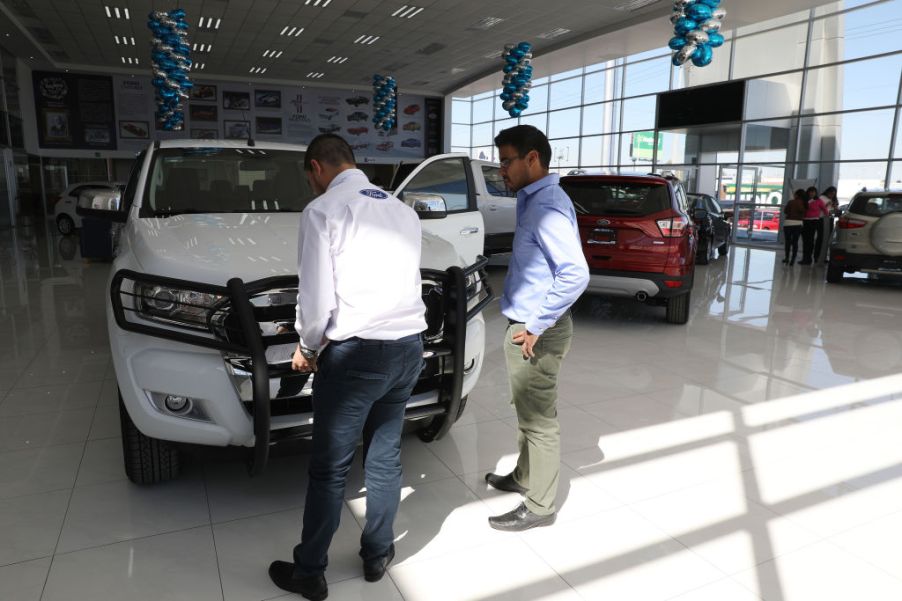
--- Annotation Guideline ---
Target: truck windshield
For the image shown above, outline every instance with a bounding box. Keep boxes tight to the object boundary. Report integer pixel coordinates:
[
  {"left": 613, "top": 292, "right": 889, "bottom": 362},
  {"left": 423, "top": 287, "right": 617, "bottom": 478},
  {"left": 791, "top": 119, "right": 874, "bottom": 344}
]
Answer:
[{"left": 141, "top": 148, "right": 315, "bottom": 216}]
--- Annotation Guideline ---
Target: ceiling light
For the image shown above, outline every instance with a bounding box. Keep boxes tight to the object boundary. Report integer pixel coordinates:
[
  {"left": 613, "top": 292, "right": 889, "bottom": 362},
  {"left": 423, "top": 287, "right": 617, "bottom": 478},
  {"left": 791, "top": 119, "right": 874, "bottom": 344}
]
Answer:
[
  {"left": 327, "top": 56, "right": 348, "bottom": 64},
  {"left": 121, "top": 56, "right": 138, "bottom": 65},
  {"left": 281, "top": 26, "right": 305, "bottom": 37},
  {"left": 198, "top": 16, "right": 222, "bottom": 30},
  {"left": 305, "top": 0, "right": 332, "bottom": 5},
  {"left": 354, "top": 35, "right": 380, "bottom": 45},
  {"left": 537, "top": 27, "right": 571, "bottom": 39},
  {"left": 472, "top": 17, "right": 505, "bottom": 30},
  {"left": 105, "top": 5, "right": 129, "bottom": 19},
  {"left": 484, "top": 50, "right": 503, "bottom": 59},
  {"left": 114, "top": 35, "right": 120, "bottom": 44},
  {"left": 250, "top": 67, "right": 267, "bottom": 74},
  {"left": 392, "top": 5, "right": 424, "bottom": 19},
  {"left": 307, "top": 72, "right": 325, "bottom": 79},
  {"left": 193, "top": 63, "right": 205, "bottom": 70}
]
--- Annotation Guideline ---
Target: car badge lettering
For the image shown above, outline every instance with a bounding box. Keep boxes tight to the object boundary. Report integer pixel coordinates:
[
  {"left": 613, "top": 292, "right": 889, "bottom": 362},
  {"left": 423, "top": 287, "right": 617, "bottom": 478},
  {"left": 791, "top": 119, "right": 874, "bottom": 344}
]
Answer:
[
  {"left": 596, "top": 219, "right": 611, "bottom": 226},
  {"left": 360, "top": 189, "right": 388, "bottom": 199}
]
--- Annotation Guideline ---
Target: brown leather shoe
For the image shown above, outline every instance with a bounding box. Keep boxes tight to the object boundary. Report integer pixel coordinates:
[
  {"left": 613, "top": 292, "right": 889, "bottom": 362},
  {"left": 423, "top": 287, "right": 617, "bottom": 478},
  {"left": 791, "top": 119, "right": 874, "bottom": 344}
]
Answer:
[{"left": 485, "top": 472, "right": 527, "bottom": 494}]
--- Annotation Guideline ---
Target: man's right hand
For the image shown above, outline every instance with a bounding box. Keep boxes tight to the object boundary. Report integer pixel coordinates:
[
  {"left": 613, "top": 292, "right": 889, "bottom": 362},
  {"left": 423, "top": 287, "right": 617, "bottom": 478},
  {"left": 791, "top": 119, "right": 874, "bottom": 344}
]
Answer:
[{"left": 291, "top": 345, "right": 318, "bottom": 373}]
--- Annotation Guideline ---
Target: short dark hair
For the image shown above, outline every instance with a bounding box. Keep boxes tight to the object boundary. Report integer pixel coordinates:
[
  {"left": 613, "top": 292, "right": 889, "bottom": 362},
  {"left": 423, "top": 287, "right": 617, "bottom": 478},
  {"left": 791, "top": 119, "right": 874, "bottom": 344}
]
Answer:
[
  {"left": 304, "top": 134, "right": 355, "bottom": 171},
  {"left": 824, "top": 186, "right": 837, "bottom": 195},
  {"left": 806, "top": 186, "right": 818, "bottom": 196},
  {"left": 494, "top": 125, "right": 552, "bottom": 169},
  {"left": 794, "top": 188, "right": 807, "bottom": 200}
]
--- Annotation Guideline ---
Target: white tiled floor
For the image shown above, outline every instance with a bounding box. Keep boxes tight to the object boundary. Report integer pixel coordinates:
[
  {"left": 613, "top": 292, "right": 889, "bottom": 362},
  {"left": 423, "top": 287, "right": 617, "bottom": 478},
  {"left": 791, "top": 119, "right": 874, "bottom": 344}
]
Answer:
[{"left": 2, "top": 227, "right": 902, "bottom": 600}]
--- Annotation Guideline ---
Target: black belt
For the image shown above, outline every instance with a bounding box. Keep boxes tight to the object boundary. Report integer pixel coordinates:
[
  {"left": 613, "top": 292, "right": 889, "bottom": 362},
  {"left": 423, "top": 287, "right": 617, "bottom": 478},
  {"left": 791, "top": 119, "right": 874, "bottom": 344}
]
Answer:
[{"left": 508, "top": 318, "right": 524, "bottom": 325}]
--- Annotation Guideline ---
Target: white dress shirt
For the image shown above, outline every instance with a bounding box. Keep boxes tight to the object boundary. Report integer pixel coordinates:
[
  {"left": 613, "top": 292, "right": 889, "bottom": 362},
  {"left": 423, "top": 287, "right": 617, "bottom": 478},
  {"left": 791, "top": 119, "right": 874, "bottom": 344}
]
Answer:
[{"left": 294, "top": 168, "right": 427, "bottom": 351}]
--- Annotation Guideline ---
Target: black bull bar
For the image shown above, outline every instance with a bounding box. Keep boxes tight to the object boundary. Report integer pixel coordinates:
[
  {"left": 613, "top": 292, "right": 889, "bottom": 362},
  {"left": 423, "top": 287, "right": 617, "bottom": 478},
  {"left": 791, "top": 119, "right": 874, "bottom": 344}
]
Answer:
[{"left": 110, "top": 257, "right": 492, "bottom": 476}]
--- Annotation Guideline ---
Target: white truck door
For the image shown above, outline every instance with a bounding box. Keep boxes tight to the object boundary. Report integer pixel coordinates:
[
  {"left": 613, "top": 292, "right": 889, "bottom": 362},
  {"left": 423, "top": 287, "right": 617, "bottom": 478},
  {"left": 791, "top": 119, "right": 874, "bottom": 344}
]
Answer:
[{"left": 394, "top": 153, "right": 485, "bottom": 265}]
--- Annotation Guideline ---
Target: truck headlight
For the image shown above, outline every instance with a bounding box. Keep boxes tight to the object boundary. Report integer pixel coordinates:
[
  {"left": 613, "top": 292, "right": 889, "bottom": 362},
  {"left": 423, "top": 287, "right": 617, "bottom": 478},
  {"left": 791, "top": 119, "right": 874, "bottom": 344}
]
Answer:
[{"left": 134, "top": 282, "right": 225, "bottom": 330}]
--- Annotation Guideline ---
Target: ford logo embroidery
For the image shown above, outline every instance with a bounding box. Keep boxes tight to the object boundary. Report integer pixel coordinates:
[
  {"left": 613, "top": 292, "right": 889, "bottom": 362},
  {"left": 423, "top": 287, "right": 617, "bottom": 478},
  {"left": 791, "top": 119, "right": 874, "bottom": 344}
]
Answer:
[
  {"left": 360, "top": 189, "right": 388, "bottom": 199},
  {"left": 596, "top": 219, "right": 611, "bottom": 226}
]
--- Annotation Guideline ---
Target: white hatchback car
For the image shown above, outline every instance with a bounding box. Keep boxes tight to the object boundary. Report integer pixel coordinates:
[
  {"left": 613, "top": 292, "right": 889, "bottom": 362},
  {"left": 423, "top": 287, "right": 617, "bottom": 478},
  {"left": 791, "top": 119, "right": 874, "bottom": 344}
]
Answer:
[
  {"left": 81, "top": 141, "right": 491, "bottom": 484},
  {"left": 828, "top": 191, "right": 902, "bottom": 282},
  {"left": 53, "top": 181, "right": 123, "bottom": 235}
]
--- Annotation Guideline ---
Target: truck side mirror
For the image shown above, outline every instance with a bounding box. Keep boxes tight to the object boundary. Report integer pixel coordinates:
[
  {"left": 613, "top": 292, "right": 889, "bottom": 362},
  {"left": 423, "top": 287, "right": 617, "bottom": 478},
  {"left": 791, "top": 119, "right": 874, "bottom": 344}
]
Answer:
[
  {"left": 75, "top": 189, "right": 128, "bottom": 223},
  {"left": 407, "top": 193, "right": 448, "bottom": 220}
]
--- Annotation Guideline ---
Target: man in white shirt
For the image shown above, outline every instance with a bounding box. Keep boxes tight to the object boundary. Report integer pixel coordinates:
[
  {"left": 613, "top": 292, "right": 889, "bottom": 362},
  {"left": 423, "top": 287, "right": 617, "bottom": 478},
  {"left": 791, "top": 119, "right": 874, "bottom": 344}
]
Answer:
[{"left": 269, "top": 134, "right": 426, "bottom": 601}]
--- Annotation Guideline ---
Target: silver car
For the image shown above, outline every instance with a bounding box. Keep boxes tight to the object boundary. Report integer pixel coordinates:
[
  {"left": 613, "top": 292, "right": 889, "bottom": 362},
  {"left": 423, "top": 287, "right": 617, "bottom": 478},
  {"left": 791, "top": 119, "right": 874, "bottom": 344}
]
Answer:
[{"left": 827, "top": 191, "right": 902, "bottom": 283}]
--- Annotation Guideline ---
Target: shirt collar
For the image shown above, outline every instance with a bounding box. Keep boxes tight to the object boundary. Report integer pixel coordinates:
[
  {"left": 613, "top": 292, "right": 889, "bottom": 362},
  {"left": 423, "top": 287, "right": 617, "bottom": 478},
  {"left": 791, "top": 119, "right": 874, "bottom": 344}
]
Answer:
[
  {"left": 327, "top": 168, "right": 369, "bottom": 191},
  {"left": 518, "top": 173, "right": 560, "bottom": 202}
]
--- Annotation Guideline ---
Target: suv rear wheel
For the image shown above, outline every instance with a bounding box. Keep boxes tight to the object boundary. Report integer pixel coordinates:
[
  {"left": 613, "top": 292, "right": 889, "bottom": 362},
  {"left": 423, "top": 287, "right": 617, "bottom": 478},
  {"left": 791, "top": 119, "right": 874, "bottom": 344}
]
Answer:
[
  {"left": 119, "top": 393, "right": 181, "bottom": 484},
  {"left": 666, "top": 291, "right": 691, "bottom": 324}
]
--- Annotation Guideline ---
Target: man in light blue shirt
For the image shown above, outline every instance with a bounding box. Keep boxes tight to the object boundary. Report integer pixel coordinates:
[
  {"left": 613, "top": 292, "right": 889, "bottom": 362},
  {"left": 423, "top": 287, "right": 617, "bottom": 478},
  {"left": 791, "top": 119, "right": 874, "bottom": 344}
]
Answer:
[{"left": 486, "top": 125, "right": 589, "bottom": 531}]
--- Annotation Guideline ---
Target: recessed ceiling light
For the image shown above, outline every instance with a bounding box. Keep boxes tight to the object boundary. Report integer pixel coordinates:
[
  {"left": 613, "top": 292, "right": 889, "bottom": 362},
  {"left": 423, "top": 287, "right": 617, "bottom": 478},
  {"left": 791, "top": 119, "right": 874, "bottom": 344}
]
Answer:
[
  {"left": 305, "top": 0, "right": 332, "bottom": 6},
  {"left": 392, "top": 5, "right": 424, "bottom": 19},
  {"left": 192, "top": 43, "right": 213, "bottom": 53},
  {"left": 105, "top": 5, "right": 129, "bottom": 20},
  {"left": 193, "top": 63, "right": 205, "bottom": 70},
  {"left": 327, "top": 56, "right": 348, "bottom": 64},
  {"left": 198, "top": 16, "right": 221, "bottom": 30},
  {"left": 280, "top": 25, "right": 305, "bottom": 37},
  {"left": 307, "top": 72, "right": 325, "bottom": 79},
  {"left": 537, "top": 27, "right": 571, "bottom": 39},
  {"left": 472, "top": 17, "right": 505, "bottom": 30},
  {"left": 250, "top": 67, "right": 267, "bottom": 74},
  {"left": 354, "top": 35, "right": 381, "bottom": 45}
]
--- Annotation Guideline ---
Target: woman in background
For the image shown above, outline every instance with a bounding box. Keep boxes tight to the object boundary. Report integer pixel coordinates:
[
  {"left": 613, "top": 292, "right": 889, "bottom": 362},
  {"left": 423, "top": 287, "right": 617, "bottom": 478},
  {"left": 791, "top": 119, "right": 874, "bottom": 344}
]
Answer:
[{"left": 782, "top": 189, "right": 807, "bottom": 265}]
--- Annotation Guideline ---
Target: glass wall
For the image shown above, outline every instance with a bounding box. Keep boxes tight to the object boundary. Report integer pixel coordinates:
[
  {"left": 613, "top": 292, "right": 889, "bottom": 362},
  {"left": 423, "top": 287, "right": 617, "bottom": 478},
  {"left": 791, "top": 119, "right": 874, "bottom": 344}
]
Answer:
[{"left": 450, "top": 0, "right": 902, "bottom": 245}]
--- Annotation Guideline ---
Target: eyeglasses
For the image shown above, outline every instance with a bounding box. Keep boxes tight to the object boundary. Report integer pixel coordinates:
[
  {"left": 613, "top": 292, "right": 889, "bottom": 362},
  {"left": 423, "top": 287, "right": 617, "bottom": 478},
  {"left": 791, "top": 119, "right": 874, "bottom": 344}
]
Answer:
[{"left": 498, "top": 155, "right": 524, "bottom": 170}]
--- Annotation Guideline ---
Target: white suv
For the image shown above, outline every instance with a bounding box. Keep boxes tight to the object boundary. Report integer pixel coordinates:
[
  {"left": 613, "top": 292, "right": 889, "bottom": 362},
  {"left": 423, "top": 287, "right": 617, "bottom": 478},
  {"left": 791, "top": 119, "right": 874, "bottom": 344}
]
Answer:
[
  {"left": 828, "top": 191, "right": 902, "bottom": 283},
  {"left": 84, "top": 141, "right": 491, "bottom": 484}
]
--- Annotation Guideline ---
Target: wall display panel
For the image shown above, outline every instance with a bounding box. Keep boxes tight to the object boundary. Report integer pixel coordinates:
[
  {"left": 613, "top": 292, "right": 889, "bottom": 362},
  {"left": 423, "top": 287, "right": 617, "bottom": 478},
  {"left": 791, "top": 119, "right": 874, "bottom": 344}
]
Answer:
[
  {"left": 549, "top": 77, "right": 582, "bottom": 110},
  {"left": 624, "top": 57, "right": 671, "bottom": 98},
  {"left": 548, "top": 107, "right": 581, "bottom": 139},
  {"left": 33, "top": 71, "right": 117, "bottom": 150}
]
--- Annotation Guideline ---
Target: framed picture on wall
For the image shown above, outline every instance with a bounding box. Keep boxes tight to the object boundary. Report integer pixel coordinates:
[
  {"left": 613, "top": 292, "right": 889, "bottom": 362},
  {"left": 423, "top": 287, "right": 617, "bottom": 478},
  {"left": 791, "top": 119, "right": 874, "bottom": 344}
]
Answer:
[
  {"left": 43, "top": 109, "right": 71, "bottom": 142},
  {"left": 190, "top": 84, "right": 217, "bottom": 102},
  {"left": 223, "top": 91, "right": 251, "bottom": 111},
  {"left": 119, "top": 120, "right": 149, "bottom": 140},
  {"left": 191, "top": 128, "right": 218, "bottom": 140},
  {"left": 255, "top": 90, "right": 282, "bottom": 109},
  {"left": 255, "top": 116, "right": 282, "bottom": 135},
  {"left": 189, "top": 104, "right": 218, "bottom": 122},
  {"left": 224, "top": 120, "right": 250, "bottom": 139}
]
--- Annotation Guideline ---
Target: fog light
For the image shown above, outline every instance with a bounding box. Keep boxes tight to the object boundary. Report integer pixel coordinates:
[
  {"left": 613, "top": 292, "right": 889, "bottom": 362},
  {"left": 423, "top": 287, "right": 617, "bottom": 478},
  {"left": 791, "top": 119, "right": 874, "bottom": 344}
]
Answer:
[{"left": 164, "top": 395, "right": 190, "bottom": 413}]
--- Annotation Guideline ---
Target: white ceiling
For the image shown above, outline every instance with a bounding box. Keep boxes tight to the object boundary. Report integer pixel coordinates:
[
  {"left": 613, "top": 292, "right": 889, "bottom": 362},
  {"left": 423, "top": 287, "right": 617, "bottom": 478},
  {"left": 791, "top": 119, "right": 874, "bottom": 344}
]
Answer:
[{"left": 0, "top": 0, "right": 831, "bottom": 96}]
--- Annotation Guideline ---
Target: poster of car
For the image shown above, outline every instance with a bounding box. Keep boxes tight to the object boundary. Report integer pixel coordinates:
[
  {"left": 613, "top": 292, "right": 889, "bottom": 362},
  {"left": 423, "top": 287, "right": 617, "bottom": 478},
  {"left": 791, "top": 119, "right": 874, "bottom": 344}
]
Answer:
[
  {"left": 224, "top": 120, "right": 250, "bottom": 139},
  {"left": 255, "top": 90, "right": 281, "bottom": 109},
  {"left": 191, "top": 128, "right": 218, "bottom": 140},
  {"left": 189, "top": 104, "right": 218, "bottom": 122},
  {"left": 223, "top": 91, "right": 250, "bottom": 111},
  {"left": 255, "top": 117, "right": 282, "bottom": 135},
  {"left": 43, "top": 109, "right": 71, "bottom": 142},
  {"left": 119, "top": 120, "right": 149, "bottom": 139},
  {"left": 190, "top": 84, "right": 217, "bottom": 102}
]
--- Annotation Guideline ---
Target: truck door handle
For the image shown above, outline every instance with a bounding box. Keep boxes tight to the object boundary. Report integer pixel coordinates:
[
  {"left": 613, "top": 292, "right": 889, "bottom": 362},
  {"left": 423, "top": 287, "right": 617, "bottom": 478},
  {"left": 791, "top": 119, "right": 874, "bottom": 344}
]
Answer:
[
  {"left": 488, "top": 205, "right": 498, "bottom": 211},
  {"left": 460, "top": 227, "right": 480, "bottom": 235}
]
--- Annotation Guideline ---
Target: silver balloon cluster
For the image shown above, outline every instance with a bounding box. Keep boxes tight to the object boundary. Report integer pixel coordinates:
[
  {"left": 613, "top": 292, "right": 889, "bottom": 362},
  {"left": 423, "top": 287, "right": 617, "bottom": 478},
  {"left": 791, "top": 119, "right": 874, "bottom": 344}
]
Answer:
[
  {"left": 372, "top": 75, "right": 397, "bottom": 132},
  {"left": 499, "top": 42, "right": 533, "bottom": 118},
  {"left": 669, "top": 0, "right": 726, "bottom": 68},
  {"left": 147, "top": 9, "right": 193, "bottom": 130}
]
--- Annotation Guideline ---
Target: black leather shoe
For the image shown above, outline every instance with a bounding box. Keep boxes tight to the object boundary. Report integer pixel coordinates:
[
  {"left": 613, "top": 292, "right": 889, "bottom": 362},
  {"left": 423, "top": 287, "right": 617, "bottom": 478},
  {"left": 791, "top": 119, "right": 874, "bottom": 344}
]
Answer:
[
  {"left": 268, "top": 561, "right": 328, "bottom": 600},
  {"left": 485, "top": 472, "right": 527, "bottom": 494},
  {"left": 363, "top": 544, "right": 395, "bottom": 582},
  {"left": 488, "top": 502, "right": 555, "bottom": 532}
]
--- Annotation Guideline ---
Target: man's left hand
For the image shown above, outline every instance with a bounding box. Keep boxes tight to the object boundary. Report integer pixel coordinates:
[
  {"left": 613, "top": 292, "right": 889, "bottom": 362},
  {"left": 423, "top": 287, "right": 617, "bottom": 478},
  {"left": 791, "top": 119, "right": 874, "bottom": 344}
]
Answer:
[
  {"left": 291, "top": 345, "right": 318, "bottom": 372},
  {"left": 511, "top": 329, "right": 539, "bottom": 359}
]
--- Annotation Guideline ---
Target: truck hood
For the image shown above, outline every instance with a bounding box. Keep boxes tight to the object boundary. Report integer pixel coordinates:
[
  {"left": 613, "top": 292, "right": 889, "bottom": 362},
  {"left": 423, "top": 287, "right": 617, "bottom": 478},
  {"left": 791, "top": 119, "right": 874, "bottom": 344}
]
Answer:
[{"left": 130, "top": 213, "right": 462, "bottom": 285}]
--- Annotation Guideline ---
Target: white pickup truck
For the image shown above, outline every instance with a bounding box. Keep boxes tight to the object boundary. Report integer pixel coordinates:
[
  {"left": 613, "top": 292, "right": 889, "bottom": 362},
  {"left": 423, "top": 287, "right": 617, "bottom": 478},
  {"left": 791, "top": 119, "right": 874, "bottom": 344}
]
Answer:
[
  {"left": 82, "top": 141, "right": 492, "bottom": 484},
  {"left": 391, "top": 157, "right": 516, "bottom": 255}
]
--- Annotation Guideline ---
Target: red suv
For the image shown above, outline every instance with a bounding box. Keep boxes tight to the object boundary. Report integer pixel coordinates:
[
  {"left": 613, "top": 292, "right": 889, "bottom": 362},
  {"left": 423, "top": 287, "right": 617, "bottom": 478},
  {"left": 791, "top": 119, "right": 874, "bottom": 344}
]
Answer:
[{"left": 559, "top": 173, "right": 697, "bottom": 324}]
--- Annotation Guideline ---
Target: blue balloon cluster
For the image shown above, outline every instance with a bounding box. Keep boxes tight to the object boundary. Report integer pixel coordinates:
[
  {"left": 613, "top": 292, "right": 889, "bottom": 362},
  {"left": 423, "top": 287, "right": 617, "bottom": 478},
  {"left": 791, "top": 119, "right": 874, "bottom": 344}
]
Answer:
[
  {"left": 669, "top": 0, "right": 726, "bottom": 68},
  {"left": 147, "top": 9, "right": 193, "bottom": 130},
  {"left": 372, "top": 75, "right": 397, "bottom": 132},
  {"left": 499, "top": 42, "right": 533, "bottom": 118}
]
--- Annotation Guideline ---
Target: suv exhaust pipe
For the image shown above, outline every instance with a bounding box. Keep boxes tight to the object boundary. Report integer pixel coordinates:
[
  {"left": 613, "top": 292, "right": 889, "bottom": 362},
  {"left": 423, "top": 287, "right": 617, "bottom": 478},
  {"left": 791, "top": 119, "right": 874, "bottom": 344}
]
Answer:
[{"left": 636, "top": 291, "right": 648, "bottom": 302}]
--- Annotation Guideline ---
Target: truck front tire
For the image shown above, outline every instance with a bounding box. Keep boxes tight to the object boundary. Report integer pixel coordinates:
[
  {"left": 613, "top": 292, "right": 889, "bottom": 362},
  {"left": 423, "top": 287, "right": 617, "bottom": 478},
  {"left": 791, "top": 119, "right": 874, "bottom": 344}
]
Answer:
[{"left": 119, "top": 393, "right": 181, "bottom": 484}]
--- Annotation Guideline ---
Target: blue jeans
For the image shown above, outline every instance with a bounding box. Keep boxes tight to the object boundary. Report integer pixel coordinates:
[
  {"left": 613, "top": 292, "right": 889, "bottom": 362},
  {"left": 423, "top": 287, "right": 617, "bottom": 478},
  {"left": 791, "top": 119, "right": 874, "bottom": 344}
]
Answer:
[{"left": 293, "top": 333, "right": 423, "bottom": 577}]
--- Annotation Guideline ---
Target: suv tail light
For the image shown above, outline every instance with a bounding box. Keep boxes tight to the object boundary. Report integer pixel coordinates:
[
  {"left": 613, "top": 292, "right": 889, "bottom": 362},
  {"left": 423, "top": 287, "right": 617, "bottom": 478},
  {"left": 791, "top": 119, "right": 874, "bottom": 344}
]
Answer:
[
  {"left": 656, "top": 216, "right": 689, "bottom": 237},
  {"left": 837, "top": 216, "right": 867, "bottom": 229}
]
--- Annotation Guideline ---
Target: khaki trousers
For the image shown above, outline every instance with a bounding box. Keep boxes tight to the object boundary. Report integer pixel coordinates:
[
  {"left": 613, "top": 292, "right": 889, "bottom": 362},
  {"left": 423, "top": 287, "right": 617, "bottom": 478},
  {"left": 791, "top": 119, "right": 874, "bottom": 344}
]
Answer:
[{"left": 504, "top": 314, "right": 573, "bottom": 515}]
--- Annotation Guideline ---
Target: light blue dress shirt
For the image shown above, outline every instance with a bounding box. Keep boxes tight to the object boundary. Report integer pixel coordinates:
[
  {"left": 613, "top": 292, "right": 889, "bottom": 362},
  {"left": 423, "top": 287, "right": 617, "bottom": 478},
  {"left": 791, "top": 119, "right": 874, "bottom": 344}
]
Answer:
[{"left": 500, "top": 173, "right": 589, "bottom": 336}]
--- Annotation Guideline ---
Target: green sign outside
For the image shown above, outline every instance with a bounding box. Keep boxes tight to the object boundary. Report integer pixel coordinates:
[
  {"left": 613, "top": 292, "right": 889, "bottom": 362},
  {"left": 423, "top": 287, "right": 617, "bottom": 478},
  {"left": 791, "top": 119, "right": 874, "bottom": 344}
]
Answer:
[{"left": 630, "top": 131, "right": 663, "bottom": 161}]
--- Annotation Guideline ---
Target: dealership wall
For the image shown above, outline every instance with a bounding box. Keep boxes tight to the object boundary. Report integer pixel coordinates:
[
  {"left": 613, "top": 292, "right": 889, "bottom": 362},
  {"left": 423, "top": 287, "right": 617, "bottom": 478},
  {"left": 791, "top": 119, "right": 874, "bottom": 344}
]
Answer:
[{"left": 19, "top": 62, "right": 440, "bottom": 163}]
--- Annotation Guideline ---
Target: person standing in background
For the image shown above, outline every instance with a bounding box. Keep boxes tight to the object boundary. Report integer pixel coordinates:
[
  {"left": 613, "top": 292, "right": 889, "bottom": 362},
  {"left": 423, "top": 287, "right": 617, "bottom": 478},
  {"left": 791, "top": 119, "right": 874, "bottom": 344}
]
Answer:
[
  {"left": 800, "top": 187, "right": 829, "bottom": 265},
  {"left": 819, "top": 186, "right": 839, "bottom": 262},
  {"left": 782, "top": 189, "right": 807, "bottom": 266}
]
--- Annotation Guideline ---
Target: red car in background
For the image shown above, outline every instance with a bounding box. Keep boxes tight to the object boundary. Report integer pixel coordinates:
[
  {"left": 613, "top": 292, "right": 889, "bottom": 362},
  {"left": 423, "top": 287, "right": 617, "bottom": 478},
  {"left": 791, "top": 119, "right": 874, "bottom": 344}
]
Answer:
[
  {"left": 737, "top": 209, "right": 780, "bottom": 231},
  {"left": 559, "top": 173, "right": 697, "bottom": 324}
]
